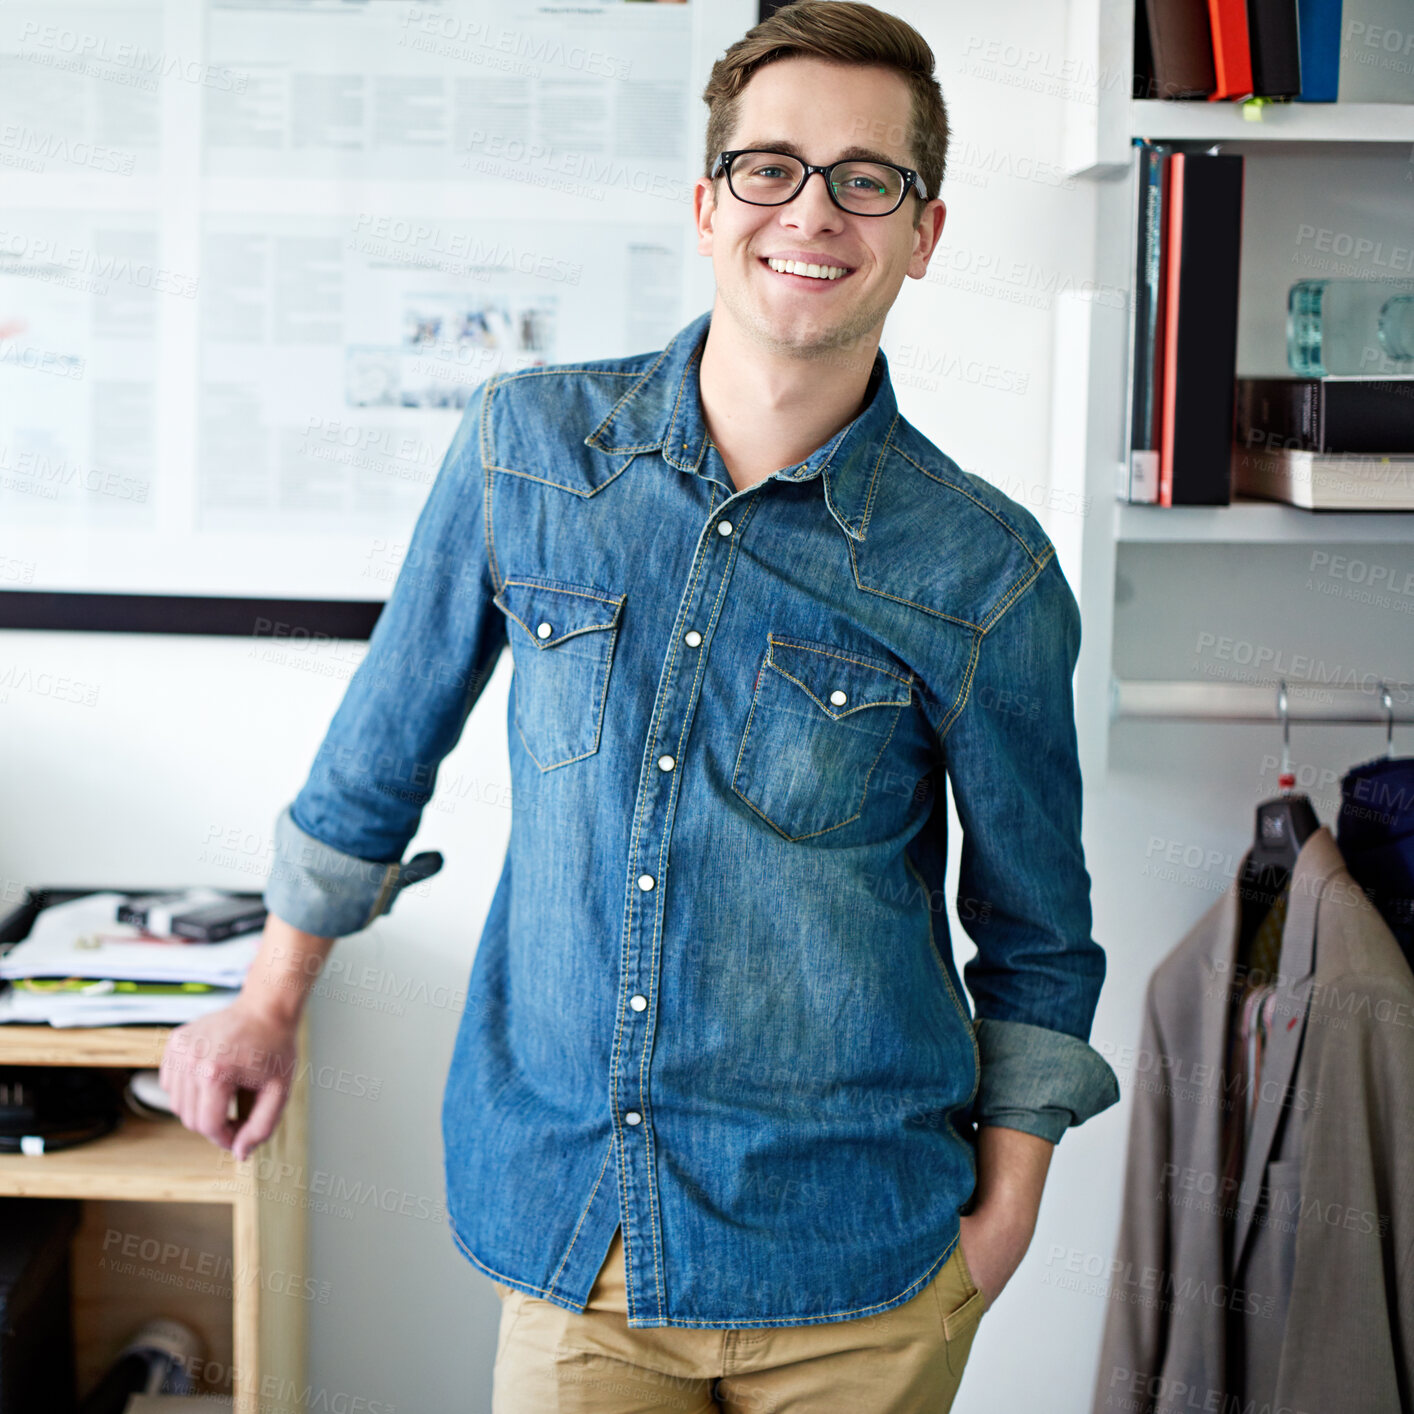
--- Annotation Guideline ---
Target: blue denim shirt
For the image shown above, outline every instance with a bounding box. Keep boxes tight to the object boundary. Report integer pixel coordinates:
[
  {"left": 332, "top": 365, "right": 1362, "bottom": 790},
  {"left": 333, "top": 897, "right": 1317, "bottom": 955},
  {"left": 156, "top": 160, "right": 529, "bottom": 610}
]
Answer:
[{"left": 263, "top": 308, "right": 1119, "bottom": 1329}]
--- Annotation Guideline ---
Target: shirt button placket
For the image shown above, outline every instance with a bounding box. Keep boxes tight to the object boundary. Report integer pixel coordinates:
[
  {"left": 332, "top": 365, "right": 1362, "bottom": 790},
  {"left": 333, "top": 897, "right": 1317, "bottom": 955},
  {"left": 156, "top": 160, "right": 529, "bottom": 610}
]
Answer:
[{"left": 616, "top": 493, "right": 752, "bottom": 1311}]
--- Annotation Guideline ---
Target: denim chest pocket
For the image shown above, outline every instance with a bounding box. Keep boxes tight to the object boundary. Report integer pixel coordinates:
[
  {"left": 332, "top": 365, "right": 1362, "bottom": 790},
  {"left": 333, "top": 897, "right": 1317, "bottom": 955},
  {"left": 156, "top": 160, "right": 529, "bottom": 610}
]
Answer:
[
  {"left": 493, "top": 576, "right": 626, "bottom": 771},
  {"left": 732, "top": 634, "right": 915, "bottom": 841}
]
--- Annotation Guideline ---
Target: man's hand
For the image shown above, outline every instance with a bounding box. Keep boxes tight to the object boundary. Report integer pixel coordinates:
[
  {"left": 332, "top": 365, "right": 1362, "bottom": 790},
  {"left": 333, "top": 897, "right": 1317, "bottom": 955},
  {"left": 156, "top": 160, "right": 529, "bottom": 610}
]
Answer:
[
  {"left": 159, "top": 995, "right": 298, "bottom": 1162},
  {"left": 956, "top": 1126, "right": 1054, "bottom": 1307},
  {"left": 158, "top": 911, "right": 335, "bottom": 1162}
]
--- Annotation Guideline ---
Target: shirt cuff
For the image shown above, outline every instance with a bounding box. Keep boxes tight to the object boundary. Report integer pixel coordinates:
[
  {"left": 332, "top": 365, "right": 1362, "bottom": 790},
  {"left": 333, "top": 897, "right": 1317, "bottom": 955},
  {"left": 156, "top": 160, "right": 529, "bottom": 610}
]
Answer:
[
  {"left": 262, "top": 803, "right": 444, "bottom": 939},
  {"left": 971, "top": 1017, "right": 1120, "bottom": 1144}
]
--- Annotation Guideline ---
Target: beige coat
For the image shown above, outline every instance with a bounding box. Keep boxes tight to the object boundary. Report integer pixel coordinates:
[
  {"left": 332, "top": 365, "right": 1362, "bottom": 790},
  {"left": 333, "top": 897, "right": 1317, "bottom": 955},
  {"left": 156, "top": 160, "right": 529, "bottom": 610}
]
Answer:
[{"left": 1093, "top": 826, "right": 1414, "bottom": 1414}]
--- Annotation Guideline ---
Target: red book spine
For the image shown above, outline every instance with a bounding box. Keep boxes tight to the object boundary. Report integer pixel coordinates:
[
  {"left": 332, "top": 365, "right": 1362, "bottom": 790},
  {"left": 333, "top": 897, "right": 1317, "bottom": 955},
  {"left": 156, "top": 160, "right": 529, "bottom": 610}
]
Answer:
[
  {"left": 1159, "top": 153, "right": 1185, "bottom": 508},
  {"left": 1206, "top": 0, "right": 1254, "bottom": 99}
]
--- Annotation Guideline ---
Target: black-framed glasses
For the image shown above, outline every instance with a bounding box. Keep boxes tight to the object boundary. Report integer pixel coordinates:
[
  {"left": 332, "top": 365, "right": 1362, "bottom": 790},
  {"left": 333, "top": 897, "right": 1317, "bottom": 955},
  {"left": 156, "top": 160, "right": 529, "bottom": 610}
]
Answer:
[{"left": 711, "top": 149, "right": 927, "bottom": 217}]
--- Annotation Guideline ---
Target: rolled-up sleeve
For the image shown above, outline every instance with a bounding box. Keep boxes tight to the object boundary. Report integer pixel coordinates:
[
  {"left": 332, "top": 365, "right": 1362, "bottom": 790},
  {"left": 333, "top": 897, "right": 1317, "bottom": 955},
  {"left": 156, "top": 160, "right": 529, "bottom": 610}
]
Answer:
[
  {"left": 941, "top": 549, "right": 1119, "bottom": 1143},
  {"left": 263, "top": 376, "right": 507, "bottom": 938}
]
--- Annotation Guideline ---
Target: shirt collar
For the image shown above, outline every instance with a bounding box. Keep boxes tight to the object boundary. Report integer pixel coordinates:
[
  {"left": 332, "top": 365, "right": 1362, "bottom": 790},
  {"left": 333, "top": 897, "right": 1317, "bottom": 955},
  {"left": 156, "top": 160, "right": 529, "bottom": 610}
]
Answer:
[{"left": 585, "top": 309, "right": 899, "bottom": 543}]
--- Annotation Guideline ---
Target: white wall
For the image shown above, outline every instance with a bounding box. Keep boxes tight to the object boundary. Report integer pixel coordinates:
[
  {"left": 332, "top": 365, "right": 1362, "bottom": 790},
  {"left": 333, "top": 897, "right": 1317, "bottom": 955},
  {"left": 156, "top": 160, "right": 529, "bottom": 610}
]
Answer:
[
  {"left": 883, "top": 4, "right": 1131, "bottom": 1408},
  {"left": 5, "top": 3, "right": 1409, "bottom": 1411}
]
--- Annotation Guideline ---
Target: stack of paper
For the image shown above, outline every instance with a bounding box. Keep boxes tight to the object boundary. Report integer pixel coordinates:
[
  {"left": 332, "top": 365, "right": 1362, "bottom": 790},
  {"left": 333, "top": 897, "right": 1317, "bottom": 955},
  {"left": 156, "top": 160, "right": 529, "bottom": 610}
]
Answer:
[{"left": 0, "top": 892, "right": 259, "bottom": 1027}]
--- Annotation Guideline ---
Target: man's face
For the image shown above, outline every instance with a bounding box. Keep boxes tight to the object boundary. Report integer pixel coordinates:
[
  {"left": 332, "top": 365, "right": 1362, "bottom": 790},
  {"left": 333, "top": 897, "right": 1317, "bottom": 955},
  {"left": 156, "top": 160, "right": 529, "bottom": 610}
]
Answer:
[{"left": 694, "top": 55, "right": 946, "bottom": 360}]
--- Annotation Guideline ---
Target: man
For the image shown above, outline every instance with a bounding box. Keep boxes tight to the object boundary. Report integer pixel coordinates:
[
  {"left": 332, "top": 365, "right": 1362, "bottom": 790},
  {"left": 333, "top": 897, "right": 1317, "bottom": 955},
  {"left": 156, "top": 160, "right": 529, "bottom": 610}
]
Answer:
[{"left": 161, "top": 3, "right": 1118, "bottom": 1409}]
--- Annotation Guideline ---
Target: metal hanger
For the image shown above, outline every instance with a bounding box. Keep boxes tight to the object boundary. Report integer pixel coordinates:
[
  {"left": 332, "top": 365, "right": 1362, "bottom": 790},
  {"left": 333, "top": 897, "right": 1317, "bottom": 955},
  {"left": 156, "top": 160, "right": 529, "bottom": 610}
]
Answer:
[{"left": 1237, "top": 681, "right": 1321, "bottom": 962}]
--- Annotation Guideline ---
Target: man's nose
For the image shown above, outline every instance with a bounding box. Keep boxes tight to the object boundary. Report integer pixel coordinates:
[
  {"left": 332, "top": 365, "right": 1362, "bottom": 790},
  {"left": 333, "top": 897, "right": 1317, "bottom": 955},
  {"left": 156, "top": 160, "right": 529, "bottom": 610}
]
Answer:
[{"left": 778, "top": 169, "right": 847, "bottom": 236}]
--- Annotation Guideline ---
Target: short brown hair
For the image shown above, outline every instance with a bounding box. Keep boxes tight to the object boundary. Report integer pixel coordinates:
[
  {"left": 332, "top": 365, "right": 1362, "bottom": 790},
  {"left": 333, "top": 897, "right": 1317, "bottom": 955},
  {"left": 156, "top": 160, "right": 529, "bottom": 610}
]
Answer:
[{"left": 701, "top": 1, "right": 949, "bottom": 207}]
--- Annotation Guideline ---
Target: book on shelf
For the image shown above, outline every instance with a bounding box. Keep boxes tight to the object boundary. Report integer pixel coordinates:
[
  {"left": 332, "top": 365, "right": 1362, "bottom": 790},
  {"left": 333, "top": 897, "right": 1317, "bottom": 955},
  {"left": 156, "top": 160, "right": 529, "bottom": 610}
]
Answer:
[
  {"left": 1208, "top": 0, "right": 1254, "bottom": 99},
  {"left": 1158, "top": 151, "right": 1245, "bottom": 505},
  {"left": 1294, "top": 0, "right": 1341, "bottom": 101},
  {"left": 1246, "top": 0, "right": 1303, "bottom": 97},
  {"left": 1142, "top": 0, "right": 1217, "bottom": 98},
  {"left": 1123, "top": 141, "right": 1172, "bottom": 503},
  {"left": 1122, "top": 145, "right": 1246, "bottom": 506},
  {"left": 1137, "top": 0, "right": 1414, "bottom": 102},
  {"left": 1236, "top": 376, "right": 1414, "bottom": 454},
  {"left": 1232, "top": 442, "right": 1414, "bottom": 508}
]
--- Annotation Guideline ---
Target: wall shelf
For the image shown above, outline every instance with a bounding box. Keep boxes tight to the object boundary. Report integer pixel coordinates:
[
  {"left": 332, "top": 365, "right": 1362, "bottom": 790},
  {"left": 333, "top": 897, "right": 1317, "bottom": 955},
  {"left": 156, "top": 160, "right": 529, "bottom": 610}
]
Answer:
[
  {"left": 1060, "top": 0, "right": 1414, "bottom": 781},
  {"left": 1130, "top": 99, "right": 1414, "bottom": 144},
  {"left": 1114, "top": 498, "right": 1414, "bottom": 544}
]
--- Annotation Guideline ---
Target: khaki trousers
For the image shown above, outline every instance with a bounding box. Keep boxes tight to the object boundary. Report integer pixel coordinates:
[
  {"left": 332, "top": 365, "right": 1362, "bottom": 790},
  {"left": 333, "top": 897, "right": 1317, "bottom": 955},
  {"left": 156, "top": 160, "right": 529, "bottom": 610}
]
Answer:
[{"left": 489, "top": 1227, "right": 987, "bottom": 1413}]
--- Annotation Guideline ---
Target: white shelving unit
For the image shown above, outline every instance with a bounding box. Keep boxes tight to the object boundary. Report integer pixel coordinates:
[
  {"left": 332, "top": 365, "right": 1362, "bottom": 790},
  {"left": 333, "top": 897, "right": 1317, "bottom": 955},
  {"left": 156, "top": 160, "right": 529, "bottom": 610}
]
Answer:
[
  {"left": 1115, "top": 497, "right": 1414, "bottom": 544},
  {"left": 1058, "top": 0, "right": 1414, "bottom": 782}
]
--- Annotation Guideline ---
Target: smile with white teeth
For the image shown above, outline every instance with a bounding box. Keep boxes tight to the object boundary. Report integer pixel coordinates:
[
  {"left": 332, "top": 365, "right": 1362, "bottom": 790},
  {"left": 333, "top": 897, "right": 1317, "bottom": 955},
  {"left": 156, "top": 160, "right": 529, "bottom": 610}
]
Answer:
[{"left": 765, "top": 257, "right": 850, "bottom": 280}]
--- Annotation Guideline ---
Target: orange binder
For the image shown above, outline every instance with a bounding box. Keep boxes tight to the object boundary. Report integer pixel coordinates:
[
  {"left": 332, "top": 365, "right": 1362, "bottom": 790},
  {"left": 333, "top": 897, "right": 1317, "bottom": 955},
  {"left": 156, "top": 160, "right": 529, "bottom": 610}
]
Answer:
[{"left": 1207, "top": 0, "right": 1254, "bottom": 99}]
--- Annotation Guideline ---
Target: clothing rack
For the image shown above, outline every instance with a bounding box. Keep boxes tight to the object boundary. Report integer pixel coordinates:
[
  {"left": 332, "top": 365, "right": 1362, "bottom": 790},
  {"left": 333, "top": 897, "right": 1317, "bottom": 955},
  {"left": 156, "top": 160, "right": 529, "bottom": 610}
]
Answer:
[{"left": 1109, "top": 677, "right": 1414, "bottom": 729}]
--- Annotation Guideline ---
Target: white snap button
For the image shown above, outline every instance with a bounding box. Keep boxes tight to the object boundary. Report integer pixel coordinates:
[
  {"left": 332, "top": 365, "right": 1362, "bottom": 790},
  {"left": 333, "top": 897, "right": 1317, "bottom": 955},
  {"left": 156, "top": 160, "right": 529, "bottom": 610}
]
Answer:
[
  {"left": 684, "top": 630, "right": 702, "bottom": 647},
  {"left": 657, "top": 754, "right": 675, "bottom": 772},
  {"left": 830, "top": 689, "right": 848, "bottom": 707},
  {"left": 629, "top": 994, "right": 647, "bottom": 1011},
  {"left": 536, "top": 622, "right": 552, "bottom": 639},
  {"left": 717, "top": 520, "right": 733, "bottom": 536},
  {"left": 637, "top": 874, "right": 655, "bottom": 891},
  {"left": 625, "top": 1110, "right": 643, "bottom": 1125}
]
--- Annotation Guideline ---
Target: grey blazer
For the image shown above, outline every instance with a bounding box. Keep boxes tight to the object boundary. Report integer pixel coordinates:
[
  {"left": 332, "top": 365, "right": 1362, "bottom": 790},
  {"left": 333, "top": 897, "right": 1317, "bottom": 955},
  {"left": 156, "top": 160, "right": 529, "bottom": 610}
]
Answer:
[{"left": 1093, "top": 826, "right": 1414, "bottom": 1414}]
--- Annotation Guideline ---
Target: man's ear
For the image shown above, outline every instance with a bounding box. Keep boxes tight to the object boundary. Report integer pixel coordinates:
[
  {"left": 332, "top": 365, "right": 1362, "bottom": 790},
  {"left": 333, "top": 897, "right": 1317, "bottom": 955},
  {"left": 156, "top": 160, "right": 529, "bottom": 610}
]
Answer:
[
  {"left": 906, "top": 197, "right": 947, "bottom": 280},
  {"left": 694, "top": 176, "right": 718, "bottom": 257}
]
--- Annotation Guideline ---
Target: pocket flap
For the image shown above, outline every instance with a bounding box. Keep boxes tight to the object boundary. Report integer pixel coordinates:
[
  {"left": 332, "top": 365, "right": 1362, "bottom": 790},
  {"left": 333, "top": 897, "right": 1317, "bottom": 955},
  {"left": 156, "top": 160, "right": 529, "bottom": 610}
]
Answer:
[
  {"left": 766, "top": 635, "right": 913, "bottom": 718},
  {"left": 494, "top": 578, "right": 625, "bottom": 649}
]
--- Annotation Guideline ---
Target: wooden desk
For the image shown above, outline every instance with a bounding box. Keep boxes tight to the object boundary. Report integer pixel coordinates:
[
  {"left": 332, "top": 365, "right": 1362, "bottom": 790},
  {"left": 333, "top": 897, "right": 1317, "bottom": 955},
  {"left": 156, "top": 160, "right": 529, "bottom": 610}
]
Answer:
[{"left": 0, "top": 1020, "right": 309, "bottom": 1414}]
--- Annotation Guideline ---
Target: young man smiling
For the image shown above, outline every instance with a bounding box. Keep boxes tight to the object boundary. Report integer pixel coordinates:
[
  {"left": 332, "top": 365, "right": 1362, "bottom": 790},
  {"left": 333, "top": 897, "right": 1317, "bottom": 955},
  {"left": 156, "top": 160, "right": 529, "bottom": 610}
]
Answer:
[{"left": 161, "top": 3, "right": 1118, "bottom": 1409}]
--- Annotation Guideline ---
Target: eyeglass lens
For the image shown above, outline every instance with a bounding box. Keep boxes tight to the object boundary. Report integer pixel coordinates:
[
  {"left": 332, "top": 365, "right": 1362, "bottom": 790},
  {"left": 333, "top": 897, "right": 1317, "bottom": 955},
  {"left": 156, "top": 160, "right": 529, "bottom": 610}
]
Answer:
[{"left": 727, "top": 151, "right": 905, "bottom": 214}]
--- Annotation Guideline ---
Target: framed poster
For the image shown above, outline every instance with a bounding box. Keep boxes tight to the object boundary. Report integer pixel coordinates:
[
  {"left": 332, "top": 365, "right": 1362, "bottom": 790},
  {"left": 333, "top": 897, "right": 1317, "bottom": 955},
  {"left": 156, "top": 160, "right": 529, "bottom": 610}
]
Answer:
[{"left": 0, "top": 0, "right": 751, "bottom": 634}]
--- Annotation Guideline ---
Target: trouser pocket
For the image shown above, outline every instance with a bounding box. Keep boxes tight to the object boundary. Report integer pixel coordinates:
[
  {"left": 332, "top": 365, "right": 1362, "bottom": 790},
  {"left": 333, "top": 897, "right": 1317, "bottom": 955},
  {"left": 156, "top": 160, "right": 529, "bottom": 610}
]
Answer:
[{"left": 932, "top": 1239, "right": 986, "bottom": 1378}]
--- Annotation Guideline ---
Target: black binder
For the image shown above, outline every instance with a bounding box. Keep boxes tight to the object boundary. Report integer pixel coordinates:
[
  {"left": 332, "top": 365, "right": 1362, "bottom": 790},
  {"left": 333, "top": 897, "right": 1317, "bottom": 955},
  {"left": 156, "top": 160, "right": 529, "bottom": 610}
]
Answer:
[
  {"left": 1161, "top": 152, "right": 1246, "bottom": 505},
  {"left": 1246, "top": 0, "right": 1302, "bottom": 98}
]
